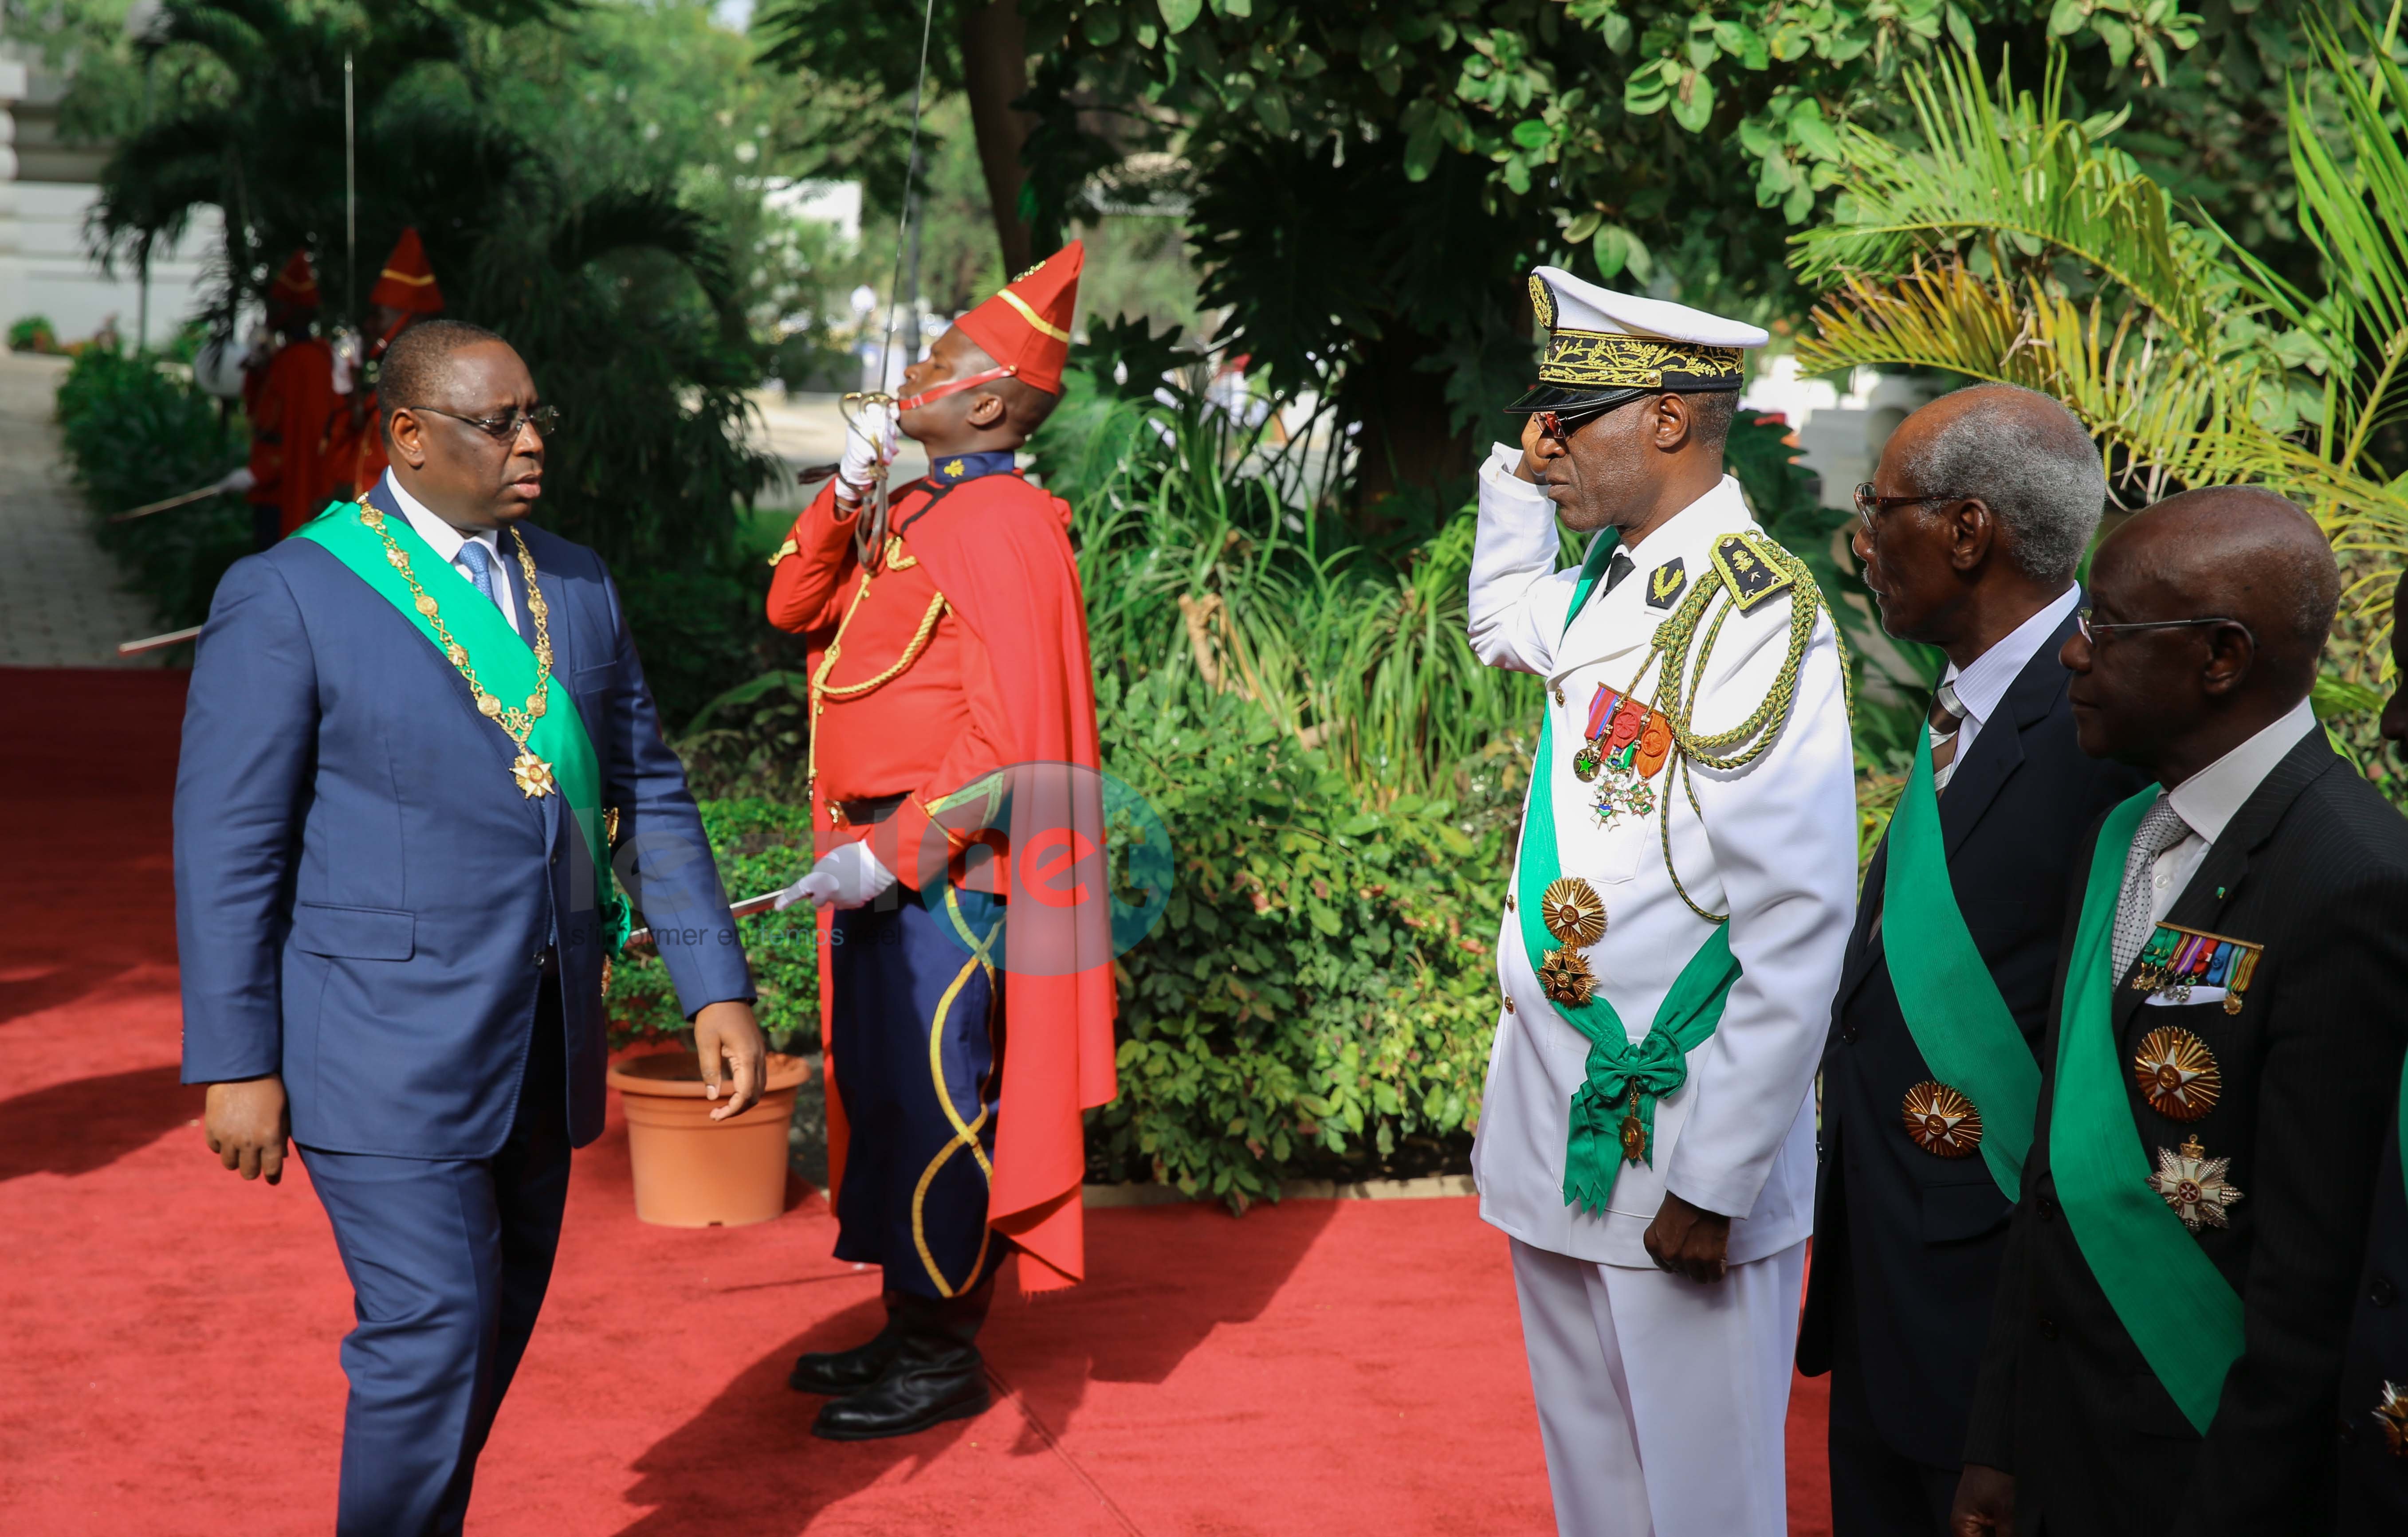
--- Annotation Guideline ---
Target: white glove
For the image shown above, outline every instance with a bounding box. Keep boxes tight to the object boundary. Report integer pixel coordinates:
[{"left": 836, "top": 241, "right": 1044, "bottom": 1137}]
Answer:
[
  {"left": 216, "top": 465, "right": 256, "bottom": 494},
  {"left": 771, "top": 840, "right": 897, "bottom": 911},
  {"left": 837, "top": 400, "right": 900, "bottom": 498}
]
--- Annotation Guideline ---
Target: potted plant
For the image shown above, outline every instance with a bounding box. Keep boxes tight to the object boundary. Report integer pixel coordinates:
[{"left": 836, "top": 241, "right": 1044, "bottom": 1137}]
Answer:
[{"left": 607, "top": 799, "right": 822, "bottom": 1227}]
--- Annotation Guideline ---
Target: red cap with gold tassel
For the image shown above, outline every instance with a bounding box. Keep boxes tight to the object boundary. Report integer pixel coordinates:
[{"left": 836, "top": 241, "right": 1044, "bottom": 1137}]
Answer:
[{"left": 269, "top": 250, "right": 320, "bottom": 308}]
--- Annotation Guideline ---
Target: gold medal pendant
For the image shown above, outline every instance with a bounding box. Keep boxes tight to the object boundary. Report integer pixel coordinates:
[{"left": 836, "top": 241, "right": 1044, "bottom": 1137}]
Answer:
[
  {"left": 1900, "top": 1080, "right": 1984, "bottom": 1158},
  {"left": 512, "top": 750, "right": 557, "bottom": 799},
  {"left": 1537, "top": 877, "right": 1607, "bottom": 1004},
  {"left": 2376, "top": 1381, "right": 2408, "bottom": 1459},
  {"left": 2132, "top": 1027, "right": 2221, "bottom": 1122},
  {"left": 2147, "top": 1134, "right": 2244, "bottom": 1232}
]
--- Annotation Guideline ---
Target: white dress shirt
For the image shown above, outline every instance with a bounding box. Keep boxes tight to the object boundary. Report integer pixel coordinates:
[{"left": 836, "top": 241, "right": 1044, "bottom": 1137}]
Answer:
[
  {"left": 2142, "top": 695, "right": 2318, "bottom": 925},
  {"left": 382, "top": 470, "right": 522, "bottom": 632},
  {"left": 1933, "top": 583, "right": 2081, "bottom": 784}
]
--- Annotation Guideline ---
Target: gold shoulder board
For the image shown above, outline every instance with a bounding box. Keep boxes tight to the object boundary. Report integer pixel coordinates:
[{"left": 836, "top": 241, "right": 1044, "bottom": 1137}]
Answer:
[{"left": 1710, "top": 532, "right": 1794, "bottom": 614}]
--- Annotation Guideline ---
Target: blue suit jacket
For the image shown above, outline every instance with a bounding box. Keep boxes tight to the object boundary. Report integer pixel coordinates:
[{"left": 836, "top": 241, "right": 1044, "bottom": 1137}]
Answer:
[{"left": 175, "top": 481, "right": 753, "bottom": 1157}]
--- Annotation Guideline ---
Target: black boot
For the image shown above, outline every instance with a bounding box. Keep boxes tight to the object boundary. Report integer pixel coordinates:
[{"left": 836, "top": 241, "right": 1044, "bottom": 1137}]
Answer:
[
  {"left": 811, "top": 1275, "right": 994, "bottom": 1441},
  {"left": 789, "top": 1291, "right": 905, "bottom": 1395}
]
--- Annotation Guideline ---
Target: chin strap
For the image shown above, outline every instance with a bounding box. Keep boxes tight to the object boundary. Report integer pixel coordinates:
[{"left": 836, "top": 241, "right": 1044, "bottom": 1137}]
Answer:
[{"left": 896, "top": 363, "right": 1016, "bottom": 412}]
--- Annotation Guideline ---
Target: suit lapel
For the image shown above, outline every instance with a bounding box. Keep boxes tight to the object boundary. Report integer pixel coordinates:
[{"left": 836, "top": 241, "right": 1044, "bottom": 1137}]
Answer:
[
  {"left": 1836, "top": 837, "right": 1890, "bottom": 1009},
  {"left": 1937, "top": 610, "right": 2078, "bottom": 861},
  {"left": 2111, "top": 728, "right": 2336, "bottom": 1035}
]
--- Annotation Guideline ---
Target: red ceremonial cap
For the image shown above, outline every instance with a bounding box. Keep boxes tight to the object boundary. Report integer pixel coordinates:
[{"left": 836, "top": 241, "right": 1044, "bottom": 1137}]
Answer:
[
  {"left": 368, "top": 227, "right": 445, "bottom": 314},
  {"left": 954, "top": 240, "right": 1083, "bottom": 396},
  {"left": 269, "top": 249, "right": 320, "bottom": 307}
]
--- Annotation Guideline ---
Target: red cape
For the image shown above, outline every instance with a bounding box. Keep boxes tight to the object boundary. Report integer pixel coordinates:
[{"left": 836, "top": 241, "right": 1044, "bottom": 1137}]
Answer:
[{"left": 818, "top": 471, "right": 1118, "bottom": 1291}]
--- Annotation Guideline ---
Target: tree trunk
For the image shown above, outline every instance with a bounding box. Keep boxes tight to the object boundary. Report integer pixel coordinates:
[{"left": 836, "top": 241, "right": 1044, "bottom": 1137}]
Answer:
[
  {"left": 1347, "top": 323, "right": 1473, "bottom": 511},
  {"left": 957, "top": 0, "right": 1037, "bottom": 277}
]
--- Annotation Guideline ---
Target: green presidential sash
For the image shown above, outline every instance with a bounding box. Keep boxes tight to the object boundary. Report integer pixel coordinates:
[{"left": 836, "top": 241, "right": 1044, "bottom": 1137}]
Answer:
[
  {"left": 1514, "top": 530, "right": 1744, "bottom": 1213},
  {"left": 296, "top": 502, "right": 629, "bottom": 953},
  {"left": 2052, "top": 788, "right": 2243, "bottom": 1434},
  {"left": 1881, "top": 729, "right": 2042, "bottom": 1200}
]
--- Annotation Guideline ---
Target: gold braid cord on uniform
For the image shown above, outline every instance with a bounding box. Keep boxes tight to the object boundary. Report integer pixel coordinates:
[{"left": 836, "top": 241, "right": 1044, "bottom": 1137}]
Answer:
[
  {"left": 1601, "top": 535, "right": 1849, "bottom": 924},
  {"left": 804, "top": 556, "right": 948, "bottom": 788}
]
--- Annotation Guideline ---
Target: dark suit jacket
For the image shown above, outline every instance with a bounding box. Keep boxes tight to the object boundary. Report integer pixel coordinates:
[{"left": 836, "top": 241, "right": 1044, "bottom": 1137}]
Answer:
[
  {"left": 1797, "top": 612, "right": 2144, "bottom": 1468},
  {"left": 1965, "top": 729, "right": 2408, "bottom": 1537},
  {"left": 175, "top": 480, "right": 754, "bottom": 1157},
  {"left": 2341, "top": 1119, "right": 2408, "bottom": 1531}
]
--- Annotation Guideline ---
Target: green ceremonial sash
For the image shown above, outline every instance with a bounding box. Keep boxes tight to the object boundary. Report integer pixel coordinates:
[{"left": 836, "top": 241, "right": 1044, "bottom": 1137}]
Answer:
[
  {"left": 1880, "top": 729, "right": 2042, "bottom": 1200},
  {"left": 2052, "top": 788, "right": 2243, "bottom": 1433},
  {"left": 1514, "top": 530, "right": 1744, "bottom": 1213},
  {"left": 296, "top": 502, "right": 629, "bottom": 954}
]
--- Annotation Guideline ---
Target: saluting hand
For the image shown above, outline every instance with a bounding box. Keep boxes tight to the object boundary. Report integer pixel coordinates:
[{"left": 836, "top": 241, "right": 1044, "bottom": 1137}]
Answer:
[
  {"left": 204, "top": 1075, "right": 291, "bottom": 1185},
  {"left": 693, "top": 1000, "right": 769, "bottom": 1121}
]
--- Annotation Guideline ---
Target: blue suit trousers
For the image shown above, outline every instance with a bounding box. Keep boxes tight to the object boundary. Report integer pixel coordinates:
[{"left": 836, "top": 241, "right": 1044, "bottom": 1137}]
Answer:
[{"left": 302, "top": 982, "right": 571, "bottom": 1536}]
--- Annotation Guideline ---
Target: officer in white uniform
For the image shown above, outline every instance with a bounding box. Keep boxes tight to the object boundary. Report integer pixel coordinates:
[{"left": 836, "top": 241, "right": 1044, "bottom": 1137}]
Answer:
[{"left": 1468, "top": 268, "right": 1858, "bottom": 1535}]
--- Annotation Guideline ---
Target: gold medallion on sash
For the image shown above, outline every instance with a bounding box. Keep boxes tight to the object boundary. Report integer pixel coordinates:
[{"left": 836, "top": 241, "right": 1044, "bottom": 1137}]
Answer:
[{"left": 1537, "top": 878, "right": 1606, "bottom": 1004}]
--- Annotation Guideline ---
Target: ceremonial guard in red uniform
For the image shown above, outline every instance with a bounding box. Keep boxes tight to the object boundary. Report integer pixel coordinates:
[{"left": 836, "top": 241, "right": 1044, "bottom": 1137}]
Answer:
[
  {"left": 241, "top": 251, "right": 342, "bottom": 546},
  {"left": 765, "top": 244, "right": 1117, "bottom": 1441},
  {"left": 330, "top": 227, "right": 446, "bottom": 498}
]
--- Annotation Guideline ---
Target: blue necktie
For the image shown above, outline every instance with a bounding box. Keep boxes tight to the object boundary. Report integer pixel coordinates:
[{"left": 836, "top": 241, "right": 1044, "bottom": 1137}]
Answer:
[{"left": 456, "top": 538, "right": 500, "bottom": 609}]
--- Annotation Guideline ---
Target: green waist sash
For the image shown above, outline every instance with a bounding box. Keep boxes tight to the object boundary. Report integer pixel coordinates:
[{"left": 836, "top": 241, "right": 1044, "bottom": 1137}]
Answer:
[
  {"left": 2053, "top": 788, "right": 2243, "bottom": 1433},
  {"left": 1513, "top": 529, "right": 1744, "bottom": 1214},
  {"left": 296, "top": 502, "right": 629, "bottom": 953},
  {"left": 1881, "top": 728, "right": 2043, "bottom": 1200}
]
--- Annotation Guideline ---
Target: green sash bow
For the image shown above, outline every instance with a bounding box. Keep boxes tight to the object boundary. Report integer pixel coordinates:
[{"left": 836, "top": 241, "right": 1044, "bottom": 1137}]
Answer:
[
  {"left": 1880, "top": 729, "right": 2043, "bottom": 1200},
  {"left": 296, "top": 502, "right": 630, "bottom": 954},
  {"left": 1514, "top": 530, "right": 1744, "bottom": 1214},
  {"left": 2053, "top": 788, "right": 2243, "bottom": 1433}
]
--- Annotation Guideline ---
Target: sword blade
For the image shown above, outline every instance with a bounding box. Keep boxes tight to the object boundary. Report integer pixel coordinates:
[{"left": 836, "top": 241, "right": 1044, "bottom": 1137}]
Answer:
[
  {"left": 621, "top": 887, "right": 791, "bottom": 953},
  {"left": 118, "top": 624, "right": 204, "bottom": 655}
]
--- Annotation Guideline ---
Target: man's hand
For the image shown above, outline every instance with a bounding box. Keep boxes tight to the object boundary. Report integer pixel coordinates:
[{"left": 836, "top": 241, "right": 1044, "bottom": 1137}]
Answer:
[
  {"left": 778, "top": 841, "right": 898, "bottom": 912},
  {"left": 1516, "top": 413, "right": 1547, "bottom": 483},
  {"left": 1643, "top": 1189, "right": 1732, "bottom": 1283},
  {"left": 834, "top": 400, "right": 900, "bottom": 507},
  {"left": 693, "top": 1000, "right": 769, "bottom": 1121},
  {"left": 204, "top": 1076, "right": 291, "bottom": 1184},
  {"left": 1949, "top": 1464, "right": 2015, "bottom": 1536}
]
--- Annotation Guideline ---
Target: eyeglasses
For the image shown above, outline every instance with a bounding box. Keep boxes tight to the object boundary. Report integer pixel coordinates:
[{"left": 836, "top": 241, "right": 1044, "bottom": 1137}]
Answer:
[
  {"left": 409, "top": 403, "right": 560, "bottom": 443},
  {"left": 2075, "top": 607, "right": 2257, "bottom": 647},
  {"left": 1536, "top": 407, "right": 1614, "bottom": 444},
  {"left": 1852, "top": 484, "right": 1970, "bottom": 528}
]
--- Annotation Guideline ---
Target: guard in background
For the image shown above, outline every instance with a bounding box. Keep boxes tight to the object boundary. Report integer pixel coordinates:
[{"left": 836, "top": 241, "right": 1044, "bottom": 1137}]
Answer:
[
  {"left": 1466, "top": 268, "right": 1857, "bottom": 1535},
  {"left": 1952, "top": 489, "right": 2408, "bottom": 1536},
  {"left": 2341, "top": 565, "right": 2408, "bottom": 1533},
  {"left": 1795, "top": 384, "right": 2145, "bottom": 1533},
  {"left": 240, "top": 250, "right": 341, "bottom": 548},
  {"left": 330, "top": 226, "right": 446, "bottom": 500},
  {"left": 765, "top": 244, "right": 1117, "bottom": 1441}
]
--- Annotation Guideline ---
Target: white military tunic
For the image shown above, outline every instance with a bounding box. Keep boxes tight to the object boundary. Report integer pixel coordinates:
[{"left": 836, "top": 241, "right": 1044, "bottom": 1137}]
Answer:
[{"left": 1466, "top": 443, "right": 1857, "bottom": 1535}]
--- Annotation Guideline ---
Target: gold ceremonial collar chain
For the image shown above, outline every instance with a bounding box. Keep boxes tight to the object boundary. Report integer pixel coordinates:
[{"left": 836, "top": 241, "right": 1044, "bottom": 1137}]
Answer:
[{"left": 359, "top": 505, "right": 560, "bottom": 798}]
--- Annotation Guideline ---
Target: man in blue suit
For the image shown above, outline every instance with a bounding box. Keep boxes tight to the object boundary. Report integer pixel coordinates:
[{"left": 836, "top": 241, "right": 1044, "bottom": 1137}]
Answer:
[{"left": 177, "top": 318, "right": 765, "bottom": 1535}]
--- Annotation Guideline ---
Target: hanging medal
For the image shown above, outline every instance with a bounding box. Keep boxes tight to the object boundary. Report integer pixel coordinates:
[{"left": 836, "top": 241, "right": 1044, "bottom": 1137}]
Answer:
[
  {"left": 1579, "top": 685, "right": 1674, "bottom": 828},
  {"left": 1536, "top": 877, "right": 1607, "bottom": 1004}
]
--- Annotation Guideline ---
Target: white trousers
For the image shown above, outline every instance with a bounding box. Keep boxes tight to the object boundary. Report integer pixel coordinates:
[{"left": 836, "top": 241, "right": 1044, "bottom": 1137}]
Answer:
[{"left": 1510, "top": 1236, "right": 1804, "bottom": 1537}]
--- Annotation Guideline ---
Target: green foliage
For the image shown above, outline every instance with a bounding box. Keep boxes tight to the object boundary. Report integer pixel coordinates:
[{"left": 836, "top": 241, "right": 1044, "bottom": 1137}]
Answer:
[
  {"left": 1093, "top": 673, "right": 1504, "bottom": 1201},
  {"left": 8, "top": 316, "right": 59, "bottom": 353},
  {"left": 608, "top": 798, "right": 821, "bottom": 1051},
  {"left": 54, "top": 347, "right": 251, "bottom": 629}
]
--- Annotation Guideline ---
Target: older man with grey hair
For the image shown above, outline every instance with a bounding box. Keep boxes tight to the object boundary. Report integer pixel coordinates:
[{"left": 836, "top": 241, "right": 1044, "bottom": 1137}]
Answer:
[{"left": 1795, "top": 383, "right": 2148, "bottom": 1534}]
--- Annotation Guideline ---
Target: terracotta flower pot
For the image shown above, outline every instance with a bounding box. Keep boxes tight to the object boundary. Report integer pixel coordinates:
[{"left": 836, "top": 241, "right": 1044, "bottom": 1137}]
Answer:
[{"left": 607, "top": 1050, "right": 812, "bottom": 1227}]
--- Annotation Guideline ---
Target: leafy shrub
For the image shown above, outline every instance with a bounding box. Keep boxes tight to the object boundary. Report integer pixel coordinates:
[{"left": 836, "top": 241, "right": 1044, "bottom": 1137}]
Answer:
[
  {"left": 9, "top": 315, "right": 59, "bottom": 353},
  {"left": 607, "top": 798, "right": 820, "bottom": 1053},
  {"left": 1094, "top": 671, "right": 1511, "bottom": 1205},
  {"left": 55, "top": 347, "right": 250, "bottom": 630}
]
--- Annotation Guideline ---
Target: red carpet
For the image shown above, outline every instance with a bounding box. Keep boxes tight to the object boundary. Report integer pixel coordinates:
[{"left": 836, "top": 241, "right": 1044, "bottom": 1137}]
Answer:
[{"left": 0, "top": 666, "right": 1831, "bottom": 1534}]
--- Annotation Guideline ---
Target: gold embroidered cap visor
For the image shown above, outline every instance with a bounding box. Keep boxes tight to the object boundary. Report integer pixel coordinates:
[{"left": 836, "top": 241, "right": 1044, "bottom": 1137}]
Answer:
[{"left": 1506, "top": 265, "right": 1765, "bottom": 416}]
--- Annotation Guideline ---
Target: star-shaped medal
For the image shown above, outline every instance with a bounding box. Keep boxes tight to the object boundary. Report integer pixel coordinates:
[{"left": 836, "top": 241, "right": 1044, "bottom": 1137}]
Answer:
[
  {"left": 2132, "top": 1026, "right": 2221, "bottom": 1123},
  {"left": 2377, "top": 1380, "right": 2408, "bottom": 1459},
  {"left": 2146, "top": 1134, "right": 2244, "bottom": 1232},
  {"left": 1536, "top": 946, "right": 1595, "bottom": 1006},
  {"left": 512, "top": 750, "right": 557, "bottom": 799},
  {"left": 1900, "top": 1080, "right": 1984, "bottom": 1159}
]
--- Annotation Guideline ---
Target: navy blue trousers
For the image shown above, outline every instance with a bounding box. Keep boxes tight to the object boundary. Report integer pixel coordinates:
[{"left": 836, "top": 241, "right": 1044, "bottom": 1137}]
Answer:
[
  {"left": 301, "top": 981, "right": 571, "bottom": 1537},
  {"left": 829, "top": 883, "right": 1006, "bottom": 1299}
]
